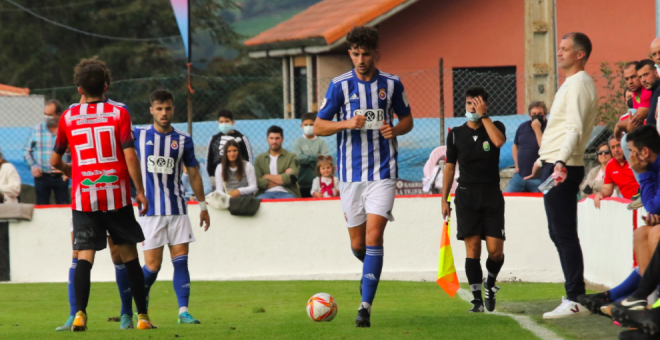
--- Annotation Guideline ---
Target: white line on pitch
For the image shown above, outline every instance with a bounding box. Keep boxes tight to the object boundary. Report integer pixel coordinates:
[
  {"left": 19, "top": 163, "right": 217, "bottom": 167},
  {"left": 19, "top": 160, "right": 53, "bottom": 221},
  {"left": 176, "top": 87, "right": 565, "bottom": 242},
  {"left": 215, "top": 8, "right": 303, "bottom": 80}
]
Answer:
[{"left": 458, "top": 288, "right": 563, "bottom": 340}]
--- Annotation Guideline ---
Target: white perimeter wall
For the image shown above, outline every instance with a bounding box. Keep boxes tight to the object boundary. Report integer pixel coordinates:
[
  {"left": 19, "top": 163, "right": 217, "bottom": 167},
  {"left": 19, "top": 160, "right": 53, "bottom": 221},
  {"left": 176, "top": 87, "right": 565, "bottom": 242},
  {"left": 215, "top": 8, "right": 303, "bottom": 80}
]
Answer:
[{"left": 7, "top": 195, "right": 636, "bottom": 287}]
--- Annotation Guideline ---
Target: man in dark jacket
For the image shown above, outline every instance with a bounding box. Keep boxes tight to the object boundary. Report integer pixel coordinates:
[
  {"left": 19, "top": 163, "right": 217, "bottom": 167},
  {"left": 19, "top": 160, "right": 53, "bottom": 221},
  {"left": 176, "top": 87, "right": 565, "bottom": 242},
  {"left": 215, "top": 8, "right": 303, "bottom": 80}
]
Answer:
[{"left": 205, "top": 109, "right": 253, "bottom": 177}]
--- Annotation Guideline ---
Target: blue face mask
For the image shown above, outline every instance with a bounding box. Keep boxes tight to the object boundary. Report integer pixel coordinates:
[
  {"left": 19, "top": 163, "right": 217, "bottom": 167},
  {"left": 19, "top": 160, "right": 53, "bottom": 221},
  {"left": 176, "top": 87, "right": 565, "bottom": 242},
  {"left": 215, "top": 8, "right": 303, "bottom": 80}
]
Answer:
[
  {"left": 465, "top": 111, "right": 480, "bottom": 122},
  {"left": 218, "top": 123, "right": 233, "bottom": 134}
]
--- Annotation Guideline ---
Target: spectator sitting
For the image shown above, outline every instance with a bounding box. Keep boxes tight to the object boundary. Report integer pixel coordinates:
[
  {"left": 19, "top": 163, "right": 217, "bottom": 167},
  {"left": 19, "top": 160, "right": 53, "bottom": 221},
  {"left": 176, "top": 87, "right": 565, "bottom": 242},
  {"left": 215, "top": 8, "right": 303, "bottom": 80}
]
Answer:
[
  {"left": 215, "top": 140, "right": 257, "bottom": 197},
  {"left": 294, "top": 112, "right": 330, "bottom": 198},
  {"left": 593, "top": 137, "right": 639, "bottom": 209},
  {"left": 182, "top": 163, "right": 213, "bottom": 201},
  {"left": 23, "top": 99, "right": 70, "bottom": 204},
  {"left": 205, "top": 109, "right": 253, "bottom": 178},
  {"left": 579, "top": 142, "right": 612, "bottom": 197},
  {"left": 580, "top": 126, "right": 660, "bottom": 321},
  {"left": 504, "top": 101, "right": 547, "bottom": 193},
  {"left": 311, "top": 155, "right": 339, "bottom": 198},
  {"left": 0, "top": 147, "right": 21, "bottom": 204},
  {"left": 255, "top": 126, "right": 301, "bottom": 199}
]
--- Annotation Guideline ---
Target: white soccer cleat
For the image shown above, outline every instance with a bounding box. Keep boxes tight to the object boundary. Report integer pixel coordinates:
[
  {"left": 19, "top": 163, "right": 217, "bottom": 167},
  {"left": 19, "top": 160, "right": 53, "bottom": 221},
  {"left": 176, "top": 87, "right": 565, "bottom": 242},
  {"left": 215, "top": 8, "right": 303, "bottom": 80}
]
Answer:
[{"left": 542, "top": 296, "right": 590, "bottom": 319}]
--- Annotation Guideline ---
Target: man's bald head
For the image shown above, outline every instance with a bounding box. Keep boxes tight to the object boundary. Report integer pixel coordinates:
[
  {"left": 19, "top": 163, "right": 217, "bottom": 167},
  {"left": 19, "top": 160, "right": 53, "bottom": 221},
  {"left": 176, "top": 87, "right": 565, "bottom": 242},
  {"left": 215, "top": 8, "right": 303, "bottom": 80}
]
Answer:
[{"left": 650, "top": 37, "right": 660, "bottom": 66}]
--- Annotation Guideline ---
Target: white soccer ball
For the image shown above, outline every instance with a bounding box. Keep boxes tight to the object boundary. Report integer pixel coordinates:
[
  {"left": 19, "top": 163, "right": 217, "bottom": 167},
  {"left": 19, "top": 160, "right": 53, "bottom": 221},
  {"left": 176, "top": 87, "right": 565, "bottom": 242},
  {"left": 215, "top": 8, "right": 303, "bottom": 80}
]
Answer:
[{"left": 306, "top": 292, "right": 338, "bottom": 322}]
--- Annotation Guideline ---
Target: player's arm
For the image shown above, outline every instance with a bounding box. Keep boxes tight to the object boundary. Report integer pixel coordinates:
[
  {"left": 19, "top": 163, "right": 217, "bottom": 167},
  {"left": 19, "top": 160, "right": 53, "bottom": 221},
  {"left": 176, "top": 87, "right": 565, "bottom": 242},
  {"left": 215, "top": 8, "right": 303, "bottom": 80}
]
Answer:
[
  {"left": 186, "top": 165, "right": 210, "bottom": 231},
  {"left": 381, "top": 81, "right": 414, "bottom": 139},
  {"left": 313, "top": 82, "right": 365, "bottom": 136},
  {"left": 441, "top": 129, "right": 458, "bottom": 220},
  {"left": 51, "top": 116, "right": 72, "bottom": 177},
  {"left": 512, "top": 144, "right": 519, "bottom": 172},
  {"left": 124, "top": 147, "right": 148, "bottom": 216},
  {"left": 50, "top": 152, "right": 72, "bottom": 177}
]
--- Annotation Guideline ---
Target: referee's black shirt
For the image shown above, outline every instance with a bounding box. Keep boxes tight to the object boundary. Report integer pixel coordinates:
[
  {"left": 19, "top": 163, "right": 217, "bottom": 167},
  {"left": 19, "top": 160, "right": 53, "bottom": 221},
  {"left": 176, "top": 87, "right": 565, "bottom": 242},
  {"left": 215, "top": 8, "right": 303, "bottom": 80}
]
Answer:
[{"left": 446, "top": 121, "right": 506, "bottom": 187}]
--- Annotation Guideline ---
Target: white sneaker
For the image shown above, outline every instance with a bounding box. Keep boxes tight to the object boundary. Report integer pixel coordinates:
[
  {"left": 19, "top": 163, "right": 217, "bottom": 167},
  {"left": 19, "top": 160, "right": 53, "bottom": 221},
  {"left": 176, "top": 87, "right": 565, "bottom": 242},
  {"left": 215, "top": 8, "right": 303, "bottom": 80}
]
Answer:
[{"left": 542, "top": 296, "right": 590, "bottom": 319}]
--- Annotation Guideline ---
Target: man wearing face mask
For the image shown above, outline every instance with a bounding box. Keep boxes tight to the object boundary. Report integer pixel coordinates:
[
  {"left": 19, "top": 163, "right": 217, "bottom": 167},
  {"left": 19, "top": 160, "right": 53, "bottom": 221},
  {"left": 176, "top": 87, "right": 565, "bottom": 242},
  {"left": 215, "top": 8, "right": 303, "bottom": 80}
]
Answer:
[
  {"left": 504, "top": 101, "right": 547, "bottom": 193},
  {"left": 205, "top": 109, "right": 253, "bottom": 178},
  {"left": 294, "top": 113, "right": 330, "bottom": 198},
  {"left": 442, "top": 86, "right": 506, "bottom": 313},
  {"left": 23, "top": 99, "right": 71, "bottom": 204}
]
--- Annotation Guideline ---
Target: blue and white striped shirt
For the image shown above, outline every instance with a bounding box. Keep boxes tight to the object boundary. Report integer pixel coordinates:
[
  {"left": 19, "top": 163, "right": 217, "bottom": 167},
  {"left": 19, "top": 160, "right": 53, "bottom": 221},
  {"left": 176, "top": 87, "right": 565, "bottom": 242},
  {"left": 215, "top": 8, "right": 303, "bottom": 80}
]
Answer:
[
  {"left": 317, "top": 69, "right": 411, "bottom": 182},
  {"left": 134, "top": 125, "right": 198, "bottom": 216}
]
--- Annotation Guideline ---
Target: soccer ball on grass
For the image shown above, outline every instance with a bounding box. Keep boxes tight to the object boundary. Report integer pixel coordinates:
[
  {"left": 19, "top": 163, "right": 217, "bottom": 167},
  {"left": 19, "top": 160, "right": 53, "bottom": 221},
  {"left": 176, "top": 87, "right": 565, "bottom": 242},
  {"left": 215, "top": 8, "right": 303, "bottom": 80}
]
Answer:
[{"left": 306, "top": 293, "right": 338, "bottom": 322}]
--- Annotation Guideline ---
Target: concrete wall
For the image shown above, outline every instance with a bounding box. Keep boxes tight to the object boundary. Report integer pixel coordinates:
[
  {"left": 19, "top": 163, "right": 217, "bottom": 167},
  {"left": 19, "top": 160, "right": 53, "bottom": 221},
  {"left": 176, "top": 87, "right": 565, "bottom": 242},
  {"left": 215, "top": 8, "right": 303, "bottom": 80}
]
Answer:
[
  {"left": 316, "top": 54, "right": 353, "bottom": 108},
  {"left": 8, "top": 194, "right": 635, "bottom": 287}
]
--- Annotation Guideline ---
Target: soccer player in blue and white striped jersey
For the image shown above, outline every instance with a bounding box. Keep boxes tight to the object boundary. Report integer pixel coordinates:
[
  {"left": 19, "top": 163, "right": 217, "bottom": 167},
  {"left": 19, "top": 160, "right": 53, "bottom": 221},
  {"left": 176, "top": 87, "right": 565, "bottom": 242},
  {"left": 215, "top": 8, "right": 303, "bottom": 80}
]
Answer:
[
  {"left": 315, "top": 26, "right": 413, "bottom": 328},
  {"left": 134, "top": 89, "right": 210, "bottom": 324}
]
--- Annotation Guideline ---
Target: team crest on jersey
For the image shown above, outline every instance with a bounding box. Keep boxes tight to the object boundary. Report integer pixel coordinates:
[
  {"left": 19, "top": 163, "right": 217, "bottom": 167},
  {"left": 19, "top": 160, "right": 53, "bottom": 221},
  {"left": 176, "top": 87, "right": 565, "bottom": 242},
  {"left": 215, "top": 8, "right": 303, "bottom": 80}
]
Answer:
[
  {"left": 148, "top": 156, "right": 175, "bottom": 174},
  {"left": 483, "top": 141, "right": 490, "bottom": 151},
  {"left": 378, "top": 88, "right": 386, "bottom": 100},
  {"left": 171, "top": 140, "right": 179, "bottom": 150}
]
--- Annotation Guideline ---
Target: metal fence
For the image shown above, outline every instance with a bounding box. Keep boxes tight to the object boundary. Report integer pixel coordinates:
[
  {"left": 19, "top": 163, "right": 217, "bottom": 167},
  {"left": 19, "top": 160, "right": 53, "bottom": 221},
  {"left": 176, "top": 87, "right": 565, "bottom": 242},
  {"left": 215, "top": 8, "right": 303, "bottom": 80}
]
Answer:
[{"left": 1, "top": 68, "right": 621, "bottom": 189}]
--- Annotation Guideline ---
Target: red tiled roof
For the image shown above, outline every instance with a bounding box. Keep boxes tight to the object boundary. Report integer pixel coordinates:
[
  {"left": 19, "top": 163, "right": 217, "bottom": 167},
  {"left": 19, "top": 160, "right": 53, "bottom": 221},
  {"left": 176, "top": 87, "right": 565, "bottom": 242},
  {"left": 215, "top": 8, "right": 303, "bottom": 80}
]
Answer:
[
  {"left": 0, "top": 84, "right": 29, "bottom": 96},
  {"left": 245, "top": 0, "right": 411, "bottom": 47}
]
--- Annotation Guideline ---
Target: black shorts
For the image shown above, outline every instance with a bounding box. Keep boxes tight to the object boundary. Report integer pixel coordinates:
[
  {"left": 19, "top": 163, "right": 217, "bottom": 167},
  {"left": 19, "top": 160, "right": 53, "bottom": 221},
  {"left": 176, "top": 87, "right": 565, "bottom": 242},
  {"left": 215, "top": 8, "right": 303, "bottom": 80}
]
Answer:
[
  {"left": 454, "top": 185, "right": 505, "bottom": 241},
  {"left": 72, "top": 204, "right": 145, "bottom": 251}
]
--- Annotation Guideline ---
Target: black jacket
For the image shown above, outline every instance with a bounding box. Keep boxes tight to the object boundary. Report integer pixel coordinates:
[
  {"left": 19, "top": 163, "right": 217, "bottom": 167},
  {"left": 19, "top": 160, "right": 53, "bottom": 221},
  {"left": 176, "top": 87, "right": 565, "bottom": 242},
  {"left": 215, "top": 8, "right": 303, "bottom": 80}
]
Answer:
[{"left": 205, "top": 130, "right": 253, "bottom": 177}]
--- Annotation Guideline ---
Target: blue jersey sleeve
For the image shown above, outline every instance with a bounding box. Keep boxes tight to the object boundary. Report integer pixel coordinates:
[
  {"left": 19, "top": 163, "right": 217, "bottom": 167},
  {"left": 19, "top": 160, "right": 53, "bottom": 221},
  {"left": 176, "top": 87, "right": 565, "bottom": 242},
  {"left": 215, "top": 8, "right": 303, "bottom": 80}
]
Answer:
[
  {"left": 317, "top": 82, "right": 344, "bottom": 121},
  {"left": 183, "top": 136, "right": 199, "bottom": 167},
  {"left": 391, "top": 81, "right": 411, "bottom": 117}
]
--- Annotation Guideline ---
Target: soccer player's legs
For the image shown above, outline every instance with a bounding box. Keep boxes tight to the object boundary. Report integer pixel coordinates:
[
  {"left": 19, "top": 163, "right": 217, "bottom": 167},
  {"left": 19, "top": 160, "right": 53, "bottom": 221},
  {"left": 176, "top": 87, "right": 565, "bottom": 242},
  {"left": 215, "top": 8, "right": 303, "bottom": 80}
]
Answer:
[
  {"left": 634, "top": 225, "right": 655, "bottom": 274},
  {"left": 165, "top": 216, "right": 198, "bottom": 324},
  {"left": 55, "top": 230, "right": 79, "bottom": 331},
  {"left": 107, "top": 236, "right": 134, "bottom": 329},
  {"left": 104, "top": 205, "right": 156, "bottom": 329}
]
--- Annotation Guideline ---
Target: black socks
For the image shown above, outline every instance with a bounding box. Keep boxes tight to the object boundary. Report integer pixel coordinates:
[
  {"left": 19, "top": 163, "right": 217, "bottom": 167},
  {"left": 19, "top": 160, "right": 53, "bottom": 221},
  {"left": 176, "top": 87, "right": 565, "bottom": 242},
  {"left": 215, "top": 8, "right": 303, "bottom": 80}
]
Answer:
[
  {"left": 486, "top": 256, "right": 504, "bottom": 288},
  {"left": 124, "top": 258, "right": 148, "bottom": 314},
  {"left": 352, "top": 248, "right": 366, "bottom": 263},
  {"left": 74, "top": 259, "right": 93, "bottom": 314},
  {"left": 465, "top": 258, "right": 483, "bottom": 301}
]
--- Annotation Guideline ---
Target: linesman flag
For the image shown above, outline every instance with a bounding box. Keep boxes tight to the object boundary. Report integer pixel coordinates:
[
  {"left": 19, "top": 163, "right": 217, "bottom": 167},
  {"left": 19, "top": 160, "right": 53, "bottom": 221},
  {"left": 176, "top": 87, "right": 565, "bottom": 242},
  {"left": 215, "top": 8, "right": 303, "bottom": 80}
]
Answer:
[{"left": 437, "top": 196, "right": 459, "bottom": 297}]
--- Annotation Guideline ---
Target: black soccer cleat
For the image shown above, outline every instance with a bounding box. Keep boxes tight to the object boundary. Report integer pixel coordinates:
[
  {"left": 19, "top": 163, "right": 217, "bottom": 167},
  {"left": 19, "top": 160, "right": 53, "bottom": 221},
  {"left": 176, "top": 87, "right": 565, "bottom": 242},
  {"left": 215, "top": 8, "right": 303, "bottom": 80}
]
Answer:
[
  {"left": 578, "top": 291, "right": 613, "bottom": 316},
  {"left": 355, "top": 308, "right": 371, "bottom": 328},
  {"left": 619, "top": 329, "right": 660, "bottom": 340},
  {"left": 611, "top": 297, "right": 649, "bottom": 324},
  {"left": 626, "top": 308, "right": 660, "bottom": 336},
  {"left": 484, "top": 284, "right": 500, "bottom": 312},
  {"left": 468, "top": 299, "right": 484, "bottom": 313}
]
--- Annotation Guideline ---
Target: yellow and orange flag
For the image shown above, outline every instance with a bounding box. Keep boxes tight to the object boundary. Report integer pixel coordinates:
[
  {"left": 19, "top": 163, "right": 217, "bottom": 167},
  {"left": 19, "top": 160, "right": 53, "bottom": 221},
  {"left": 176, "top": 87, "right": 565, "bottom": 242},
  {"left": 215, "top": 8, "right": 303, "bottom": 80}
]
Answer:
[{"left": 437, "top": 196, "right": 459, "bottom": 297}]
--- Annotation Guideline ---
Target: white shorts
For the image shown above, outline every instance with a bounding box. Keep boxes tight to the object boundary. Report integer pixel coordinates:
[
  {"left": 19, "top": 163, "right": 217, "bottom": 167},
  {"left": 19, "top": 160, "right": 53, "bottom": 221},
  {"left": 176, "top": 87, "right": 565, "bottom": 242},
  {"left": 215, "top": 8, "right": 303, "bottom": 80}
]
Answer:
[
  {"left": 339, "top": 179, "right": 396, "bottom": 228},
  {"left": 138, "top": 215, "right": 196, "bottom": 251}
]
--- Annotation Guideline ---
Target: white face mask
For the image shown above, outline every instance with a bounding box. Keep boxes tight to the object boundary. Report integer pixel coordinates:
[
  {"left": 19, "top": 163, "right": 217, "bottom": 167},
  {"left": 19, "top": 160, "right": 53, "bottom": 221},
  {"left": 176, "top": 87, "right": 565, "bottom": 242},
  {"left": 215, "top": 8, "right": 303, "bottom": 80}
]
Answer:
[
  {"left": 218, "top": 123, "right": 233, "bottom": 134},
  {"left": 465, "top": 111, "right": 480, "bottom": 122},
  {"left": 302, "top": 126, "right": 314, "bottom": 136}
]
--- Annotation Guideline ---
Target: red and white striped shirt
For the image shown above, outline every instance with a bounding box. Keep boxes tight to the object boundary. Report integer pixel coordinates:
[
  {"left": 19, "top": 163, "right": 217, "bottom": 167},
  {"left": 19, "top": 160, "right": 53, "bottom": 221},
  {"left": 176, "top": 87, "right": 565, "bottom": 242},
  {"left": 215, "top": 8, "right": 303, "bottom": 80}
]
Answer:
[{"left": 54, "top": 101, "right": 134, "bottom": 212}]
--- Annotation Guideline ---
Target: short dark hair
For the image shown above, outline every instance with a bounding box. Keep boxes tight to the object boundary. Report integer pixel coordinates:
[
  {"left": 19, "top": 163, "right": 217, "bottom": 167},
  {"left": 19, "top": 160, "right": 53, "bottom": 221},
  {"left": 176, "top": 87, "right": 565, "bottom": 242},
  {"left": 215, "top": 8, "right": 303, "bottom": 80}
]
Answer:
[
  {"left": 45, "top": 99, "right": 62, "bottom": 114},
  {"left": 623, "top": 87, "right": 630, "bottom": 101},
  {"left": 218, "top": 109, "right": 234, "bottom": 121},
  {"left": 149, "top": 89, "right": 174, "bottom": 104},
  {"left": 267, "top": 125, "right": 283, "bottom": 138},
  {"left": 599, "top": 142, "right": 611, "bottom": 151},
  {"left": 624, "top": 61, "right": 639, "bottom": 71},
  {"left": 465, "top": 87, "right": 489, "bottom": 102},
  {"left": 74, "top": 58, "right": 112, "bottom": 86},
  {"left": 301, "top": 112, "right": 316, "bottom": 122},
  {"left": 626, "top": 125, "right": 660, "bottom": 154},
  {"left": 346, "top": 26, "right": 379, "bottom": 51},
  {"left": 636, "top": 59, "right": 656, "bottom": 72},
  {"left": 73, "top": 60, "right": 106, "bottom": 97},
  {"left": 562, "top": 32, "right": 592, "bottom": 61},
  {"left": 528, "top": 101, "right": 547, "bottom": 115}
]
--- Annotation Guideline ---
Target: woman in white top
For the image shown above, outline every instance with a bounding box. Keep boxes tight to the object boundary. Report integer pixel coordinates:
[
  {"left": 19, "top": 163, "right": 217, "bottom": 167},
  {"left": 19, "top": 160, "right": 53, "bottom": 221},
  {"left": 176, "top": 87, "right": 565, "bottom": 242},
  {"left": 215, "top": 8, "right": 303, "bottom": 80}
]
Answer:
[
  {"left": 580, "top": 142, "right": 612, "bottom": 197},
  {"left": 215, "top": 140, "right": 257, "bottom": 197},
  {"left": 0, "top": 149, "right": 21, "bottom": 204}
]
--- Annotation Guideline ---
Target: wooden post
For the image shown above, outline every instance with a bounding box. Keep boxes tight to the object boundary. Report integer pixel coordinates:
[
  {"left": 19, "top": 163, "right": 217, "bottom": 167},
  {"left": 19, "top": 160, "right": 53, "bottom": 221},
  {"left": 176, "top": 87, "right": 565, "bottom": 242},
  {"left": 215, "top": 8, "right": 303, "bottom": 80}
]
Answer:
[{"left": 439, "top": 58, "right": 445, "bottom": 146}]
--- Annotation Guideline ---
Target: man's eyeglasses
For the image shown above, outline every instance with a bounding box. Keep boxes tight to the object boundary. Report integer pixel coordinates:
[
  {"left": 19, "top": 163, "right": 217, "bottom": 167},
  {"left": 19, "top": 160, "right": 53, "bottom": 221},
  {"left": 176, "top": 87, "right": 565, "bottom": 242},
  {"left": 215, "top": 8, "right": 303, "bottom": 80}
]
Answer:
[{"left": 597, "top": 150, "right": 611, "bottom": 156}]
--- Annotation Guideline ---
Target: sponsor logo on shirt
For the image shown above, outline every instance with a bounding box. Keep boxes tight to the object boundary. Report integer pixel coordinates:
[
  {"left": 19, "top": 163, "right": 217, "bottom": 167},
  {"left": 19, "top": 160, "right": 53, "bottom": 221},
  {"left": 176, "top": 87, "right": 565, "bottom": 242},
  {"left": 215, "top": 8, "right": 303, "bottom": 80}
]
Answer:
[
  {"left": 147, "top": 155, "right": 175, "bottom": 174},
  {"left": 349, "top": 93, "right": 359, "bottom": 100}
]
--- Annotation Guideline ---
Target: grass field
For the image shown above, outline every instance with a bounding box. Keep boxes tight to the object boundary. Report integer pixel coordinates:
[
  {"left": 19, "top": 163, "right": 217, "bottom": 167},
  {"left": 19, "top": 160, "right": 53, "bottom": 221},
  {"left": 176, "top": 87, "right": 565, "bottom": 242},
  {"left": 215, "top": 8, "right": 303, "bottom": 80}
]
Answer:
[{"left": 0, "top": 281, "right": 626, "bottom": 339}]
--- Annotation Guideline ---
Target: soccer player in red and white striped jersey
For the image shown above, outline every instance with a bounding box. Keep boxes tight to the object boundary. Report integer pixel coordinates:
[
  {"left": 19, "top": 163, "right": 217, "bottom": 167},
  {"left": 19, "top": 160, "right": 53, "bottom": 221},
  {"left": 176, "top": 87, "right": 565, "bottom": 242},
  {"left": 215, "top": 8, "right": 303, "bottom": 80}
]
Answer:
[{"left": 51, "top": 61, "right": 156, "bottom": 331}]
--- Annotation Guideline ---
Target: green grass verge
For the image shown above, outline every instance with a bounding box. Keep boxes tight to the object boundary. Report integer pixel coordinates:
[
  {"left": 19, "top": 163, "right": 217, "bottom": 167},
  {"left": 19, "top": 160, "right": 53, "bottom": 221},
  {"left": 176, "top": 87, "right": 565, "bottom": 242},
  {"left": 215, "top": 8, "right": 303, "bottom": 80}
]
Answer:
[{"left": 0, "top": 281, "right": 624, "bottom": 339}]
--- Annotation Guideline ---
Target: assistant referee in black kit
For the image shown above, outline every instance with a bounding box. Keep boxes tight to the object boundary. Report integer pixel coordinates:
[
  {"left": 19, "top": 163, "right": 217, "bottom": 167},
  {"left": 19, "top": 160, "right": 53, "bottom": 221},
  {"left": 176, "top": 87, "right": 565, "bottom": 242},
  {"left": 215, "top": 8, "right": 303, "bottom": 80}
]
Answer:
[{"left": 442, "top": 87, "right": 507, "bottom": 313}]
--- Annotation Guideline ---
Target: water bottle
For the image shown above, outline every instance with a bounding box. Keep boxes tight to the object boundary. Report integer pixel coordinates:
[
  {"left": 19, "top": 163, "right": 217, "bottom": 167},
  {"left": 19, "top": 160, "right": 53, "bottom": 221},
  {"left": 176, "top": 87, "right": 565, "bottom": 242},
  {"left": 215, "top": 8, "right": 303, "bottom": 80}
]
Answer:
[{"left": 538, "top": 171, "right": 566, "bottom": 194}]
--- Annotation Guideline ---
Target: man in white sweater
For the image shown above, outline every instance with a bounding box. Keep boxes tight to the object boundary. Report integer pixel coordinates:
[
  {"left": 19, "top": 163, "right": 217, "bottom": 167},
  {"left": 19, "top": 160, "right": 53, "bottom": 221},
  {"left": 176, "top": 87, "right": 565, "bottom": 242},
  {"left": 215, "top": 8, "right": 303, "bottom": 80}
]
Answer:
[{"left": 525, "top": 32, "right": 598, "bottom": 319}]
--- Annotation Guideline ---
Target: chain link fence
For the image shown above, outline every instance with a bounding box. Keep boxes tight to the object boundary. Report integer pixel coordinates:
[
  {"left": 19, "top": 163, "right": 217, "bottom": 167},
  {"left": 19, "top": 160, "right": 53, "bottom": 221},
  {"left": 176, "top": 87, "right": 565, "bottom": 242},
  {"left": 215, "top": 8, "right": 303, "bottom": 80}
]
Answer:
[{"left": 1, "top": 68, "right": 620, "bottom": 194}]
